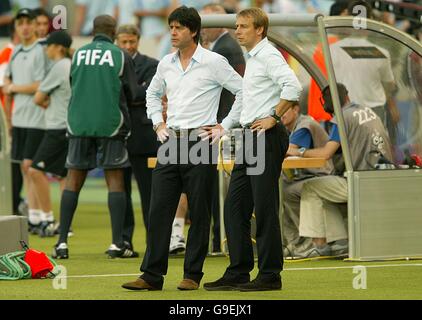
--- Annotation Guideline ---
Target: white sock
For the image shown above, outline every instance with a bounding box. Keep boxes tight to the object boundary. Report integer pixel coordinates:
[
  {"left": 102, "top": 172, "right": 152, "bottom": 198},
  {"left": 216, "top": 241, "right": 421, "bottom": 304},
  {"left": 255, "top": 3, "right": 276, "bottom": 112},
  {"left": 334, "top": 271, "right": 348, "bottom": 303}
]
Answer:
[
  {"left": 172, "top": 217, "right": 185, "bottom": 238},
  {"left": 28, "top": 209, "right": 41, "bottom": 225},
  {"left": 40, "top": 211, "right": 54, "bottom": 222}
]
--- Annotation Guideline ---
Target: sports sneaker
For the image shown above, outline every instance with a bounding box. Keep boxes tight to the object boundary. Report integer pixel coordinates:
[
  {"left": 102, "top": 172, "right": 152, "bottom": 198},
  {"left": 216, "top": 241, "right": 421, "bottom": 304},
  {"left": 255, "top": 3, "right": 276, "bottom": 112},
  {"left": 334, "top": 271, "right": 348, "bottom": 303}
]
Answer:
[
  {"left": 107, "top": 243, "right": 139, "bottom": 259},
  {"left": 169, "top": 235, "right": 186, "bottom": 255},
  {"left": 329, "top": 239, "right": 349, "bottom": 256},
  {"left": 53, "top": 223, "right": 74, "bottom": 237},
  {"left": 38, "top": 220, "right": 56, "bottom": 237},
  {"left": 284, "top": 238, "right": 315, "bottom": 259},
  {"left": 297, "top": 243, "right": 332, "bottom": 258},
  {"left": 105, "top": 241, "right": 134, "bottom": 255},
  {"left": 28, "top": 222, "right": 41, "bottom": 235},
  {"left": 52, "top": 243, "right": 69, "bottom": 259},
  {"left": 18, "top": 200, "right": 28, "bottom": 217}
]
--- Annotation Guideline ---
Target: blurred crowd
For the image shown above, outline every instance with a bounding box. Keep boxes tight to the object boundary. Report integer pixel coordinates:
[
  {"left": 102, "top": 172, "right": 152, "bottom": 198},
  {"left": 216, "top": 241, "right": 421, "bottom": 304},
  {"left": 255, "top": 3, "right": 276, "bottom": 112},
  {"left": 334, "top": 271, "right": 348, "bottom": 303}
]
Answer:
[{"left": 0, "top": 1, "right": 420, "bottom": 41}]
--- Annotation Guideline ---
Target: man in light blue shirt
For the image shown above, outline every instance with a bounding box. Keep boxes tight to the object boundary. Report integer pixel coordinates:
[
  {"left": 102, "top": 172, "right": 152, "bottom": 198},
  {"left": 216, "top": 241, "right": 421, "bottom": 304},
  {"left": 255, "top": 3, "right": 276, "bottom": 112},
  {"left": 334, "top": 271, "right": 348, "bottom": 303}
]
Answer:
[
  {"left": 134, "top": 0, "right": 170, "bottom": 41},
  {"left": 203, "top": 7, "right": 302, "bottom": 292},
  {"left": 12, "top": 0, "right": 47, "bottom": 9},
  {"left": 122, "top": 6, "right": 243, "bottom": 292},
  {"left": 74, "top": 0, "right": 117, "bottom": 36}
]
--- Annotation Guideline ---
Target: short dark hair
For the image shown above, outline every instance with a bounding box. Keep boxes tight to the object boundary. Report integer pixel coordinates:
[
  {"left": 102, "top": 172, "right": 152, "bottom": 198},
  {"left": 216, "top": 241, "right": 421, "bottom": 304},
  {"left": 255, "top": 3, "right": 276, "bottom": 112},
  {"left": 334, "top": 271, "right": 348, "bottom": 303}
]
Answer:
[
  {"left": 322, "top": 83, "right": 349, "bottom": 114},
  {"left": 348, "top": 0, "right": 373, "bottom": 19},
  {"left": 329, "top": 0, "right": 349, "bottom": 16},
  {"left": 93, "top": 15, "right": 117, "bottom": 39},
  {"left": 33, "top": 7, "right": 51, "bottom": 20},
  {"left": 168, "top": 6, "right": 201, "bottom": 44}
]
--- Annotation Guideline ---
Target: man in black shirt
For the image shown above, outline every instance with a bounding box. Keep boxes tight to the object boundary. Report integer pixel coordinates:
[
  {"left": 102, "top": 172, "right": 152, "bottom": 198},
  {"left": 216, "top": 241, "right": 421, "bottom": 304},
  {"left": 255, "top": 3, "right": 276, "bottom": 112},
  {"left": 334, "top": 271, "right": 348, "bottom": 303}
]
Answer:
[{"left": 115, "top": 24, "right": 160, "bottom": 251}]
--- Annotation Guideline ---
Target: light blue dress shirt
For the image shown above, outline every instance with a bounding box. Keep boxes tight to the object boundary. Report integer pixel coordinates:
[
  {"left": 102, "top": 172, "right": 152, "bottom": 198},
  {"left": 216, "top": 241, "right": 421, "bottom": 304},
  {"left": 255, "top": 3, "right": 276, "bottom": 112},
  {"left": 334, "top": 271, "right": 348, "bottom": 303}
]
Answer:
[
  {"left": 135, "top": 0, "right": 170, "bottom": 39},
  {"left": 12, "top": 0, "right": 41, "bottom": 9},
  {"left": 237, "top": 37, "right": 302, "bottom": 127},
  {"left": 146, "top": 44, "right": 243, "bottom": 130},
  {"left": 117, "top": 0, "right": 137, "bottom": 25},
  {"left": 76, "top": 0, "right": 117, "bottom": 36}
]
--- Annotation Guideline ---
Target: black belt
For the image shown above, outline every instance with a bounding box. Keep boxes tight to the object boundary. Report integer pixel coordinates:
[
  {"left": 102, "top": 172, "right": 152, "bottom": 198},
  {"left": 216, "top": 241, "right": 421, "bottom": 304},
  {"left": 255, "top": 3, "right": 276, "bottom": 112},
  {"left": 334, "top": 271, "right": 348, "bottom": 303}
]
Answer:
[{"left": 168, "top": 128, "right": 203, "bottom": 138}]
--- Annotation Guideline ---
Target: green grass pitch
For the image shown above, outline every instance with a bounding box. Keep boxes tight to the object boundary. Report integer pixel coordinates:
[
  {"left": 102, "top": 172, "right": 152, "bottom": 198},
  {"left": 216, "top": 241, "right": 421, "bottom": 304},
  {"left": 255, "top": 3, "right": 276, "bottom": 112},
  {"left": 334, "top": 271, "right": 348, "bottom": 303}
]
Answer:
[{"left": 1, "top": 178, "right": 422, "bottom": 300}]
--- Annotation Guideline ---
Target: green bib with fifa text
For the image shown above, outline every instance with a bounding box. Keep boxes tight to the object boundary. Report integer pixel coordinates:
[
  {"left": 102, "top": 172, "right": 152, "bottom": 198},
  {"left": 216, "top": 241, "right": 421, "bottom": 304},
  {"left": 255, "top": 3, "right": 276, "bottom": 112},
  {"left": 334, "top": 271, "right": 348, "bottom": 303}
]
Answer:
[{"left": 68, "top": 36, "right": 124, "bottom": 137}]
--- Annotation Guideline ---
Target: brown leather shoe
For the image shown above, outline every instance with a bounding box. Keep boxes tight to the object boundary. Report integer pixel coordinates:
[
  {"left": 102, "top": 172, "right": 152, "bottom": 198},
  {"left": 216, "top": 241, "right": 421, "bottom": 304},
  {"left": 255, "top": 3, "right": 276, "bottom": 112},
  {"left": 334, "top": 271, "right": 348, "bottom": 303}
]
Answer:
[
  {"left": 122, "top": 278, "right": 161, "bottom": 291},
  {"left": 177, "top": 278, "right": 199, "bottom": 291}
]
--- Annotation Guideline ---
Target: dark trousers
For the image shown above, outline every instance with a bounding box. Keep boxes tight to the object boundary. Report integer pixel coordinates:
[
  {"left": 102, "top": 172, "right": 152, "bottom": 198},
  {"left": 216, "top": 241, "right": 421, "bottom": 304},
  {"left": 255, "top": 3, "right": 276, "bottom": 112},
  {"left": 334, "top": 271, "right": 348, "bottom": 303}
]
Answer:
[
  {"left": 211, "top": 170, "right": 221, "bottom": 252},
  {"left": 140, "top": 135, "right": 217, "bottom": 287},
  {"left": 12, "top": 162, "right": 23, "bottom": 214},
  {"left": 123, "top": 154, "right": 154, "bottom": 246},
  {"left": 224, "top": 123, "right": 289, "bottom": 282}
]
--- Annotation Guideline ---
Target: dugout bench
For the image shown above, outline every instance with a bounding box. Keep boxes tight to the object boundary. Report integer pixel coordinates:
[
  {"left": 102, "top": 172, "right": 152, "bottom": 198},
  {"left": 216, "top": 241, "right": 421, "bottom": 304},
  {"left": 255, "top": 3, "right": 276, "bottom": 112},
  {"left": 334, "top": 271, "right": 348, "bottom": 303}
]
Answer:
[{"left": 201, "top": 13, "right": 422, "bottom": 261}]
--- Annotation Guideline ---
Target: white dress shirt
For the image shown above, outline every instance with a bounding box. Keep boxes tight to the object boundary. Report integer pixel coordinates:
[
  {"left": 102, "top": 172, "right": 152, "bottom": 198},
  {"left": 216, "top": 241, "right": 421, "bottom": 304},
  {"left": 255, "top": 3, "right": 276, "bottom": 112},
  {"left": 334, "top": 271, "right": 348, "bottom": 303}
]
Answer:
[
  {"left": 236, "top": 37, "right": 302, "bottom": 127},
  {"left": 146, "top": 44, "right": 243, "bottom": 129},
  {"left": 330, "top": 37, "right": 395, "bottom": 109}
]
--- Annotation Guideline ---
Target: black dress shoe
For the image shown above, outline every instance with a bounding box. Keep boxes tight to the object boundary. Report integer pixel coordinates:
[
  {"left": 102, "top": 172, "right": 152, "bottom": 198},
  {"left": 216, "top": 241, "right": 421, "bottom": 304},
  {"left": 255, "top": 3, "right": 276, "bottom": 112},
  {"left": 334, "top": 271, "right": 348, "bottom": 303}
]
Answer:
[
  {"left": 204, "top": 277, "right": 249, "bottom": 291},
  {"left": 238, "top": 277, "right": 282, "bottom": 292}
]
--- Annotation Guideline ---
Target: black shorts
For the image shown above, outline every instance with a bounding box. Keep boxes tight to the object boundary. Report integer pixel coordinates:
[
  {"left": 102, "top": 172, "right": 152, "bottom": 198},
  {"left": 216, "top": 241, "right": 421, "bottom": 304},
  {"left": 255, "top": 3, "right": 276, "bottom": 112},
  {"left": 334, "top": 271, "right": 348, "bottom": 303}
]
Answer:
[
  {"left": 31, "top": 129, "right": 68, "bottom": 178},
  {"left": 11, "top": 127, "right": 45, "bottom": 162},
  {"left": 66, "top": 137, "right": 130, "bottom": 170}
]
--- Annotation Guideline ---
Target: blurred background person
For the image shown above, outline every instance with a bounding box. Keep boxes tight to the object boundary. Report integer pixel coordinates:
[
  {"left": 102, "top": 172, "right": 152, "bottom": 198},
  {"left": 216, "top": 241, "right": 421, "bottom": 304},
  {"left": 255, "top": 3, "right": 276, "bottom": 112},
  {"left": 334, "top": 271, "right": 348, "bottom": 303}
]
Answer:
[
  {"left": 73, "top": 0, "right": 118, "bottom": 36},
  {"left": 12, "top": 0, "right": 48, "bottom": 10},
  {"left": 281, "top": 102, "right": 333, "bottom": 258},
  {"left": 0, "top": 0, "right": 13, "bottom": 38},
  {"left": 0, "top": 23, "right": 25, "bottom": 217},
  {"left": 3, "top": 8, "right": 47, "bottom": 232},
  {"left": 33, "top": 7, "right": 52, "bottom": 40},
  {"left": 115, "top": 24, "right": 159, "bottom": 253},
  {"left": 307, "top": 0, "right": 349, "bottom": 126},
  {"left": 116, "top": 0, "right": 137, "bottom": 26},
  {"left": 134, "top": 0, "right": 170, "bottom": 45},
  {"left": 30, "top": 30, "right": 72, "bottom": 237}
]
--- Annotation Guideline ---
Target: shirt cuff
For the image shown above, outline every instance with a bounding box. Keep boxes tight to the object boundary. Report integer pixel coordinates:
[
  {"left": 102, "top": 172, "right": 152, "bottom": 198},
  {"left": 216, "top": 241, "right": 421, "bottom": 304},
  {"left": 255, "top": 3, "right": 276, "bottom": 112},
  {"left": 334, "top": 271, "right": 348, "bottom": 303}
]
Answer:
[
  {"left": 221, "top": 118, "right": 235, "bottom": 131},
  {"left": 150, "top": 113, "right": 164, "bottom": 126},
  {"left": 280, "top": 92, "right": 300, "bottom": 102},
  {"left": 280, "top": 86, "right": 302, "bottom": 102}
]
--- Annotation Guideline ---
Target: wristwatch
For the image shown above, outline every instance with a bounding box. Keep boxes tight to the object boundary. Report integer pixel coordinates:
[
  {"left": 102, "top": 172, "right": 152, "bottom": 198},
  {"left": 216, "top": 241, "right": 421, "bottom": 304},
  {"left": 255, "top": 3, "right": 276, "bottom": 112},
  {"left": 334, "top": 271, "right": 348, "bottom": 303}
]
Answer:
[
  {"left": 270, "top": 110, "right": 281, "bottom": 122},
  {"left": 298, "top": 147, "right": 306, "bottom": 157},
  {"left": 153, "top": 122, "right": 163, "bottom": 132}
]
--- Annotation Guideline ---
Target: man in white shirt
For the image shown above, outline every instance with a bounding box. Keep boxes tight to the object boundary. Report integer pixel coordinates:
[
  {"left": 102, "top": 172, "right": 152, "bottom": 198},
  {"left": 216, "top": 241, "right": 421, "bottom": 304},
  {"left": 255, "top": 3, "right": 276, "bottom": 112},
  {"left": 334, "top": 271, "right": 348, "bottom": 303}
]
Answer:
[
  {"left": 203, "top": 7, "right": 302, "bottom": 292},
  {"left": 122, "top": 6, "right": 243, "bottom": 292},
  {"left": 73, "top": 0, "right": 117, "bottom": 36},
  {"left": 330, "top": 0, "right": 399, "bottom": 126}
]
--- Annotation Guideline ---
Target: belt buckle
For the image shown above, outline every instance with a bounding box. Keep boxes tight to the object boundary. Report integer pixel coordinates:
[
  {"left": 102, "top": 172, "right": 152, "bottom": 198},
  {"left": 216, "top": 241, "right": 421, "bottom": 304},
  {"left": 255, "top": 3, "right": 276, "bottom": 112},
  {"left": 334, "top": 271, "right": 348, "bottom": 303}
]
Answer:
[
  {"left": 242, "top": 123, "right": 252, "bottom": 130},
  {"left": 175, "top": 129, "right": 189, "bottom": 139}
]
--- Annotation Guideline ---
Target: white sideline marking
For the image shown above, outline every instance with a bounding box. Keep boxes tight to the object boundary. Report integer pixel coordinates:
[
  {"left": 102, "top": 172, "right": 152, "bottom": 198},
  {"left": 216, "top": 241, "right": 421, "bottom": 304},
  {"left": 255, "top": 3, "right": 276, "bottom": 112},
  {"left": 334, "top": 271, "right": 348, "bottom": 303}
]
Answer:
[
  {"left": 285, "top": 263, "right": 422, "bottom": 272},
  {"left": 59, "top": 263, "right": 422, "bottom": 279}
]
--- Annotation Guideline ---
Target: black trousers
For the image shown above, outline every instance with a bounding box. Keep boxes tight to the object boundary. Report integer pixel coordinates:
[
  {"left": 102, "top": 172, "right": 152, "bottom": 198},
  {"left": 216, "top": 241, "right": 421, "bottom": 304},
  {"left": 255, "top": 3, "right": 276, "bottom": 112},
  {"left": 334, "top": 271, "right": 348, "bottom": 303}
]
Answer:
[
  {"left": 223, "top": 123, "right": 289, "bottom": 282},
  {"left": 211, "top": 170, "right": 221, "bottom": 252},
  {"left": 140, "top": 135, "right": 217, "bottom": 287},
  {"left": 12, "top": 162, "right": 23, "bottom": 214},
  {"left": 123, "top": 154, "right": 154, "bottom": 246}
]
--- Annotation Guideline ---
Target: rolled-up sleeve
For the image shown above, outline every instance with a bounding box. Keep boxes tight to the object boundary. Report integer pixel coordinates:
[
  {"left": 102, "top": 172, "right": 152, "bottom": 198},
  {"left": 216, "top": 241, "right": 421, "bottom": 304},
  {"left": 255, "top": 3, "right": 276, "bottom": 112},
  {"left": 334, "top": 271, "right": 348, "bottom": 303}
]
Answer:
[
  {"left": 146, "top": 61, "right": 166, "bottom": 125},
  {"left": 266, "top": 53, "right": 302, "bottom": 102},
  {"left": 213, "top": 56, "right": 243, "bottom": 130}
]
